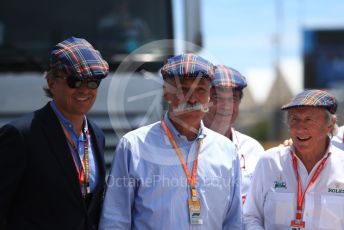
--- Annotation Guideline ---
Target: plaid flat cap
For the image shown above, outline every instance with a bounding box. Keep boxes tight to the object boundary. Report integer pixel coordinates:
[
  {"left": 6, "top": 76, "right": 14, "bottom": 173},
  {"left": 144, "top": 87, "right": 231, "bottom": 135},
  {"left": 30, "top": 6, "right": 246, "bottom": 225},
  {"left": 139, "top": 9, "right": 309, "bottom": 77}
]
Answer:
[
  {"left": 212, "top": 65, "right": 247, "bottom": 89},
  {"left": 161, "top": 53, "right": 214, "bottom": 80},
  {"left": 50, "top": 37, "right": 109, "bottom": 80},
  {"left": 281, "top": 89, "right": 337, "bottom": 114}
]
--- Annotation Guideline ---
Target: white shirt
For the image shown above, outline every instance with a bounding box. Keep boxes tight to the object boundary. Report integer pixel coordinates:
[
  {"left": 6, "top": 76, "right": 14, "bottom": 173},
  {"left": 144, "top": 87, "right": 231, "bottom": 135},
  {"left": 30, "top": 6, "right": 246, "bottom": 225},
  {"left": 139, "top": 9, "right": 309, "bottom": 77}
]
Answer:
[
  {"left": 232, "top": 128, "right": 265, "bottom": 198},
  {"left": 244, "top": 144, "right": 344, "bottom": 230}
]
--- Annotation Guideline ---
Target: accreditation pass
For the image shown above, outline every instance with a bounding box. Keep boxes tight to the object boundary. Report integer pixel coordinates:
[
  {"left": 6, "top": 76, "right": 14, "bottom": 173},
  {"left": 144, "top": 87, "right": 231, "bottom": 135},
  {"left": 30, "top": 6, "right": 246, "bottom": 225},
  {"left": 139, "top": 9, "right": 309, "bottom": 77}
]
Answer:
[{"left": 188, "top": 197, "right": 203, "bottom": 224}]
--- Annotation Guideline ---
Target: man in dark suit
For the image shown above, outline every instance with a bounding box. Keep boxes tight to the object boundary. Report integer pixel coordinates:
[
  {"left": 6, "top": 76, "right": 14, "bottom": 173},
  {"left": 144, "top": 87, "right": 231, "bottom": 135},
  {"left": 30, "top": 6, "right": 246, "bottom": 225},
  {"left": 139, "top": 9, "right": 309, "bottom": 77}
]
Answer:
[{"left": 0, "top": 37, "right": 109, "bottom": 230}]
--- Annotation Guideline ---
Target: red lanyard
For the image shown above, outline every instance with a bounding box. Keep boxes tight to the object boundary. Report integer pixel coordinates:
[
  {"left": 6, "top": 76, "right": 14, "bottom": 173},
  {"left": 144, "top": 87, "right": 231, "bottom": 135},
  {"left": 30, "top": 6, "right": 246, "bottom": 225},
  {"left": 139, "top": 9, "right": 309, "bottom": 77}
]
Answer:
[
  {"left": 61, "top": 124, "right": 91, "bottom": 196},
  {"left": 290, "top": 150, "right": 330, "bottom": 222},
  {"left": 161, "top": 120, "right": 202, "bottom": 190}
]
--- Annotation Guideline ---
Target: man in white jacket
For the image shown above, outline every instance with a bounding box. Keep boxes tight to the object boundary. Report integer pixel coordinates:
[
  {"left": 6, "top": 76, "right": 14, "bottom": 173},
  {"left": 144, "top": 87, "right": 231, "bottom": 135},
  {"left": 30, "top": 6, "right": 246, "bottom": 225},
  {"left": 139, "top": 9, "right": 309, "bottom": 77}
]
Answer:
[
  {"left": 203, "top": 65, "right": 264, "bottom": 203},
  {"left": 244, "top": 89, "right": 343, "bottom": 230}
]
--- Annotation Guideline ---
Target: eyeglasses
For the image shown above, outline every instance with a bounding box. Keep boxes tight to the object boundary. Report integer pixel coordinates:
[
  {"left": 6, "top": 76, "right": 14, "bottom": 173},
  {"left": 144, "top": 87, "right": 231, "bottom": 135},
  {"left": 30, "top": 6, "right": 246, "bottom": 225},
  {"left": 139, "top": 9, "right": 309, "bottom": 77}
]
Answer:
[{"left": 58, "top": 76, "right": 101, "bottom": 89}]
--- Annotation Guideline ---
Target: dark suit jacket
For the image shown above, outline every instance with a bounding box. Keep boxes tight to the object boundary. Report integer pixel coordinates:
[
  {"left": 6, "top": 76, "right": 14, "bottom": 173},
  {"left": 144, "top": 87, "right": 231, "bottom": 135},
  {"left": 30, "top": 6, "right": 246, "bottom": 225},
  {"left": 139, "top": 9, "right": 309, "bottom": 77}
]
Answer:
[{"left": 0, "top": 103, "right": 106, "bottom": 230}]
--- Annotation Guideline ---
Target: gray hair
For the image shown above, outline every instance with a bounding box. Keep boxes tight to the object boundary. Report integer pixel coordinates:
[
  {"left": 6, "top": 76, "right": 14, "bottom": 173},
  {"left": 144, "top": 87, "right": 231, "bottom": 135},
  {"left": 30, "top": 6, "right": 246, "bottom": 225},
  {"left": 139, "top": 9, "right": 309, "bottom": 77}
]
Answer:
[
  {"left": 42, "top": 69, "right": 68, "bottom": 98},
  {"left": 324, "top": 109, "right": 338, "bottom": 137}
]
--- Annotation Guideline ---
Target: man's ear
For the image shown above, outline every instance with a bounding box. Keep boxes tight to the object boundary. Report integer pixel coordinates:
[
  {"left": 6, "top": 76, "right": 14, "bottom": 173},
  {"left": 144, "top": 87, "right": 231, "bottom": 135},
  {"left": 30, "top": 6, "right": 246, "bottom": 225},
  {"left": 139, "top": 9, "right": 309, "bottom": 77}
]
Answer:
[
  {"left": 329, "top": 115, "right": 337, "bottom": 129},
  {"left": 163, "top": 79, "right": 177, "bottom": 102},
  {"left": 163, "top": 92, "right": 169, "bottom": 102},
  {"left": 162, "top": 82, "right": 169, "bottom": 101},
  {"left": 163, "top": 87, "right": 173, "bottom": 104},
  {"left": 47, "top": 78, "right": 55, "bottom": 90}
]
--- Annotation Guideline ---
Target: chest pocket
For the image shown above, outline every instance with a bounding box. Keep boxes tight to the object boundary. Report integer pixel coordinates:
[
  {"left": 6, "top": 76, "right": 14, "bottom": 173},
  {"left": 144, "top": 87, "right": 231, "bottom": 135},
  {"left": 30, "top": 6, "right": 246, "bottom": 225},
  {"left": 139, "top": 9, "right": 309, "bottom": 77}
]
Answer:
[
  {"left": 319, "top": 195, "right": 344, "bottom": 229},
  {"left": 264, "top": 192, "right": 295, "bottom": 227}
]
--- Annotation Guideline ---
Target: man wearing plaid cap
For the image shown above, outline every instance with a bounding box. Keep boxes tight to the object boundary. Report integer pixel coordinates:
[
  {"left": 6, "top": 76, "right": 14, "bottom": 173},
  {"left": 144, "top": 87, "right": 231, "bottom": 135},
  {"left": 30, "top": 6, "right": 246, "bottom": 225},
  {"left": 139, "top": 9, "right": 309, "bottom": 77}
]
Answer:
[
  {"left": 99, "top": 54, "right": 242, "bottom": 229},
  {"left": 244, "top": 89, "right": 344, "bottom": 230},
  {"left": 0, "top": 37, "right": 109, "bottom": 230},
  {"left": 203, "top": 65, "right": 265, "bottom": 203}
]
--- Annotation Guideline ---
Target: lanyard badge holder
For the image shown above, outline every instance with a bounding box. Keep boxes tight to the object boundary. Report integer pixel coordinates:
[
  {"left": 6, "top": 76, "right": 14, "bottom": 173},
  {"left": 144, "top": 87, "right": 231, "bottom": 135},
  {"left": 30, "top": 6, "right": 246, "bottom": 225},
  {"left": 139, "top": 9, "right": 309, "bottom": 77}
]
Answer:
[
  {"left": 290, "top": 209, "right": 305, "bottom": 230},
  {"left": 188, "top": 186, "right": 202, "bottom": 224},
  {"left": 161, "top": 120, "right": 203, "bottom": 225},
  {"left": 290, "top": 215, "right": 305, "bottom": 230}
]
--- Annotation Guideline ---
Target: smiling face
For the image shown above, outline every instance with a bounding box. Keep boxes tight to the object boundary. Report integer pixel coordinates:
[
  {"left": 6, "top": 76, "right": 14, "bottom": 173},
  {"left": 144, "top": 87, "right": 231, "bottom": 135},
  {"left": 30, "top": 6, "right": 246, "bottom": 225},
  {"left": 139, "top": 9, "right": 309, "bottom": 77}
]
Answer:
[
  {"left": 48, "top": 74, "right": 98, "bottom": 121},
  {"left": 287, "top": 107, "right": 334, "bottom": 156},
  {"left": 163, "top": 77, "right": 211, "bottom": 130},
  {"left": 203, "top": 87, "right": 241, "bottom": 135}
]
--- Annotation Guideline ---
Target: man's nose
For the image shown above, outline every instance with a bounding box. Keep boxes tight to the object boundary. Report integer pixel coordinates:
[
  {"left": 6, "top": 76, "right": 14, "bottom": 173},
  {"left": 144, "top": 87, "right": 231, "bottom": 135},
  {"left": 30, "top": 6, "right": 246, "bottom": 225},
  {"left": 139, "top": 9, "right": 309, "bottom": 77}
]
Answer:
[
  {"left": 186, "top": 91, "right": 199, "bottom": 103},
  {"left": 294, "top": 121, "right": 309, "bottom": 131}
]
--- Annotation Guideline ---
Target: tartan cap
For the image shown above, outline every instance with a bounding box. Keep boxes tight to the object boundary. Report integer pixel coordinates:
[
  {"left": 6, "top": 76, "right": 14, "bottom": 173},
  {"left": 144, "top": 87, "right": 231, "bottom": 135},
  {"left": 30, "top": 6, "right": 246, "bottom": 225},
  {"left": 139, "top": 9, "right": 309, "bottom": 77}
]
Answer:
[
  {"left": 281, "top": 89, "right": 337, "bottom": 114},
  {"left": 161, "top": 53, "right": 214, "bottom": 80},
  {"left": 50, "top": 37, "right": 109, "bottom": 80},
  {"left": 212, "top": 65, "right": 247, "bottom": 90}
]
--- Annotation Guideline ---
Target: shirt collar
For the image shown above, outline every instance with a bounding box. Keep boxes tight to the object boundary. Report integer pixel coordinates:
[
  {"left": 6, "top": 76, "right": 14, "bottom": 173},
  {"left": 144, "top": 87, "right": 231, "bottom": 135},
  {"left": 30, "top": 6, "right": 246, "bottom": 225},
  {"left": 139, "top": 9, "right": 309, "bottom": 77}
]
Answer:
[
  {"left": 290, "top": 137, "right": 332, "bottom": 160},
  {"left": 50, "top": 100, "right": 88, "bottom": 139},
  {"left": 163, "top": 112, "right": 207, "bottom": 141},
  {"left": 231, "top": 128, "right": 239, "bottom": 150}
]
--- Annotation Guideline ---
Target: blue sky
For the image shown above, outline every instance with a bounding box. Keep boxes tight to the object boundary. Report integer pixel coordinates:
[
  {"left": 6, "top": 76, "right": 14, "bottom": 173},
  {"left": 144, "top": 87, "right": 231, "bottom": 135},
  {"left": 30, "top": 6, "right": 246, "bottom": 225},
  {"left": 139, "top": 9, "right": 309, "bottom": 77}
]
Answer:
[
  {"left": 185, "top": 0, "right": 344, "bottom": 103},
  {"left": 201, "top": 0, "right": 344, "bottom": 71},
  {"left": 172, "top": 0, "right": 344, "bottom": 102}
]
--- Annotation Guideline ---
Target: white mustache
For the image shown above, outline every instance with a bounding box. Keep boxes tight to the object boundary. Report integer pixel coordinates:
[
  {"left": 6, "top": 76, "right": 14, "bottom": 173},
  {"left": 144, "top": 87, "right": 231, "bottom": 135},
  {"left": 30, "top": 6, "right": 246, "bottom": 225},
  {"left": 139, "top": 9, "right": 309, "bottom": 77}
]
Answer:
[{"left": 173, "top": 102, "right": 213, "bottom": 113}]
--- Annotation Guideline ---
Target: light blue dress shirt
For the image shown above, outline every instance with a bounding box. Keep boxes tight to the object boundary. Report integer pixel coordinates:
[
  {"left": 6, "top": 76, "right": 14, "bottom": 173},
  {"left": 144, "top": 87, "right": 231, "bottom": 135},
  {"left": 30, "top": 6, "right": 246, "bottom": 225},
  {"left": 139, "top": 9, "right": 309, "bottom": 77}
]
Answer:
[
  {"left": 99, "top": 113, "right": 242, "bottom": 229},
  {"left": 50, "top": 101, "right": 98, "bottom": 192}
]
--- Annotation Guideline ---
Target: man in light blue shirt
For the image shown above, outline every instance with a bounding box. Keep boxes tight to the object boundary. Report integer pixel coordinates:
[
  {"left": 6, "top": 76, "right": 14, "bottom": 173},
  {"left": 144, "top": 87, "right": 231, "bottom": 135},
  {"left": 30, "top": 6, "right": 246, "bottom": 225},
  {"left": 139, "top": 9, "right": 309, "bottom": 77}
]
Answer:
[{"left": 99, "top": 54, "right": 242, "bottom": 229}]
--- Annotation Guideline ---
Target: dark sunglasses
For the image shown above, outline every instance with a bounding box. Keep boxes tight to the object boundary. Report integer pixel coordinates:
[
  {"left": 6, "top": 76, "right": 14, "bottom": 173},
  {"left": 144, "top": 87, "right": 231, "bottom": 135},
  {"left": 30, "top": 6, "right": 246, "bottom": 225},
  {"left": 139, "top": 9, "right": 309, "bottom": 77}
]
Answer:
[{"left": 59, "top": 77, "right": 101, "bottom": 89}]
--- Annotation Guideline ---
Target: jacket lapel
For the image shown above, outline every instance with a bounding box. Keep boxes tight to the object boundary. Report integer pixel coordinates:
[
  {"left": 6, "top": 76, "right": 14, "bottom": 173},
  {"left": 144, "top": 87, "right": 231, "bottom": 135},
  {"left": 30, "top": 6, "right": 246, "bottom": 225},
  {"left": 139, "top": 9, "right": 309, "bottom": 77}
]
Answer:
[
  {"left": 87, "top": 120, "right": 106, "bottom": 209},
  {"left": 39, "top": 103, "right": 85, "bottom": 205},
  {"left": 89, "top": 120, "right": 106, "bottom": 178}
]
